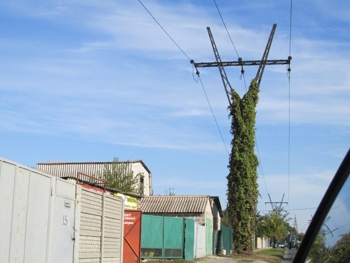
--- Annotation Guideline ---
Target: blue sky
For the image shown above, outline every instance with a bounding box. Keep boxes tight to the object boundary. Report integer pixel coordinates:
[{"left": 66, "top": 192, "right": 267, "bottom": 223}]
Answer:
[{"left": 1, "top": 0, "right": 349, "bottom": 232}]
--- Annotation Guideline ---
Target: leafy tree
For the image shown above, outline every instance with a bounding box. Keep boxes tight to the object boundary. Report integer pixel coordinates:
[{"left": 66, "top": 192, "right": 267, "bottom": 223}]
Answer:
[
  {"left": 227, "top": 79, "right": 260, "bottom": 253},
  {"left": 308, "top": 231, "right": 327, "bottom": 262},
  {"left": 256, "top": 212, "right": 268, "bottom": 238},
  {"left": 101, "top": 157, "right": 143, "bottom": 195},
  {"left": 261, "top": 211, "right": 288, "bottom": 247},
  {"left": 310, "top": 231, "right": 350, "bottom": 263},
  {"left": 322, "top": 232, "right": 350, "bottom": 263}
]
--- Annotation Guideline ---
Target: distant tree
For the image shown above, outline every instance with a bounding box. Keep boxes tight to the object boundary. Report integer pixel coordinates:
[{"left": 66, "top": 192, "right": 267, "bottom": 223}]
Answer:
[
  {"left": 308, "top": 231, "right": 327, "bottom": 262},
  {"left": 319, "top": 232, "right": 350, "bottom": 263},
  {"left": 261, "top": 211, "right": 288, "bottom": 247},
  {"left": 256, "top": 213, "right": 268, "bottom": 238},
  {"left": 227, "top": 79, "right": 260, "bottom": 254},
  {"left": 309, "top": 232, "right": 350, "bottom": 263},
  {"left": 101, "top": 157, "right": 143, "bottom": 195}
]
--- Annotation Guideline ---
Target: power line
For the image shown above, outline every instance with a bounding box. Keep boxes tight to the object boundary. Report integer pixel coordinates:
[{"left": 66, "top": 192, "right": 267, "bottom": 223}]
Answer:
[
  {"left": 213, "top": 0, "right": 240, "bottom": 58},
  {"left": 213, "top": 0, "right": 246, "bottom": 92},
  {"left": 260, "top": 207, "right": 317, "bottom": 212},
  {"left": 288, "top": 207, "right": 317, "bottom": 211},
  {"left": 255, "top": 138, "right": 269, "bottom": 195},
  {"left": 137, "top": 0, "right": 230, "bottom": 154},
  {"left": 213, "top": 0, "right": 270, "bottom": 198},
  {"left": 137, "top": 0, "right": 191, "bottom": 61},
  {"left": 198, "top": 75, "right": 230, "bottom": 155},
  {"left": 289, "top": 0, "right": 293, "bottom": 57},
  {"left": 287, "top": 0, "right": 293, "bottom": 204}
]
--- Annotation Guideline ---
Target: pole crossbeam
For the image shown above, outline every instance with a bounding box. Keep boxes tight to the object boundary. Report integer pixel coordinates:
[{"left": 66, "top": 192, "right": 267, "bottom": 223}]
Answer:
[
  {"left": 193, "top": 59, "right": 290, "bottom": 68},
  {"left": 190, "top": 24, "right": 292, "bottom": 107},
  {"left": 265, "top": 193, "right": 288, "bottom": 212}
]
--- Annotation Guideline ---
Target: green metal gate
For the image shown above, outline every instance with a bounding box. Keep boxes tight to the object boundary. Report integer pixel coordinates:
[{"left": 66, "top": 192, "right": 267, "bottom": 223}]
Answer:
[
  {"left": 184, "top": 218, "right": 195, "bottom": 261},
  {"left": 164, "top": 217, "right": 183, "bottom": 257},
  {"left": 141, "top": 215, "right": 163, "bottom": 257},
  {"left": 141, "top": 215, "right": 184, "bottom": 259},
  {"left": 222, "top": 225, "right": 233, "bottom": 254},
  {"left": 206, "top": 219, "right": 212, "bottom": 255}
]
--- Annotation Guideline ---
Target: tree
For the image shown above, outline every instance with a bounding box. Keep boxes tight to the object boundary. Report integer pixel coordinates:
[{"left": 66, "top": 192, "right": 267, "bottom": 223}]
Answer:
[
  {"left": 227, "top": 79, "right": 260, "bottom": 253},
  {"left": 308, "top": 231, "right": 327, "bottom": 262},
  {"left": 256, "top": 212, "right": 268, "bottom": 238},
  {"left": 261, "top": 211, "right": 288, "bottom": 247},
  {"left": 101, "top": 157, "right": 143, "bottom": 195},
  {"left": 322, "top": 232, "right": 350, "bottom": 263},
  {"left": 309, "top": 231, "right": 350, "bottom": 263}
]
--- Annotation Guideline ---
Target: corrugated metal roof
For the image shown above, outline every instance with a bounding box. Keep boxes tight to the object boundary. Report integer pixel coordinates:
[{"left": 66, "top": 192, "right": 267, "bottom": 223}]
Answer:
[
  {"left": 36, "top": 160, "right": 149, "bottom": 179},
  {"left": 140, "top": 195, "right": 210, "bottom": 214}
]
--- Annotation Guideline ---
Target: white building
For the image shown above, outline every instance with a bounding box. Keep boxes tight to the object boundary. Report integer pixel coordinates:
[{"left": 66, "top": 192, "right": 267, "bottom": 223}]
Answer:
[{"left": 36, "top": 160, "right": 153, "bottom": 196}]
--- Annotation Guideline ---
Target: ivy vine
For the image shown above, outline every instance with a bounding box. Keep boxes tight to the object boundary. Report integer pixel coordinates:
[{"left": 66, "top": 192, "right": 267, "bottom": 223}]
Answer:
[{"left": 227, "top": 79, "right": 259, "bottom": 254}]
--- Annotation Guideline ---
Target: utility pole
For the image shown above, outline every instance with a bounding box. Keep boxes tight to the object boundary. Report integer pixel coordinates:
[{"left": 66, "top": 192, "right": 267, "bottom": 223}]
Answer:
[
  {"left": 293, "top": 215, "right": 298, "bottom": 233},
  {"left": 265, "top": 193, "right": 288, "bottom": 213},
  {"left": 191, "top": 24, "right": 291, "bottom": 253},
  {"left": 191, "top": 24, "right": 291, "bottom": 104}
]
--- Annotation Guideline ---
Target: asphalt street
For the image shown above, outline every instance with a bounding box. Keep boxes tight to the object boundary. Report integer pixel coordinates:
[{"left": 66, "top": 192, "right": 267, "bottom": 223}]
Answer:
[{"left": 282, "top": 248, "right": 298, "bottom": 263}]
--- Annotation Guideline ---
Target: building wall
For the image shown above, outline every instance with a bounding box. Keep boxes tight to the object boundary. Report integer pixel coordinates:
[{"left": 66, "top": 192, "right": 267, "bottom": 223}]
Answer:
[
  {"left": 131, "top": 162, "right": 152, "bottom": 196},
  {"left": 210, "top": 201, "right": 221, "bottom": 231},
  {"left": 204, "top": 199, "right": 214, "bottom": 221}
]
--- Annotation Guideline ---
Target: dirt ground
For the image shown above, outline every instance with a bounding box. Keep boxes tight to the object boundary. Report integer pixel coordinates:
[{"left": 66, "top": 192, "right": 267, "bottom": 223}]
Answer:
[
  {"left": 145, "top": 253, "right": 282, "bottom": 263},
  {"left": 196, "top": 253, "right": 281, "bottom": 263}
]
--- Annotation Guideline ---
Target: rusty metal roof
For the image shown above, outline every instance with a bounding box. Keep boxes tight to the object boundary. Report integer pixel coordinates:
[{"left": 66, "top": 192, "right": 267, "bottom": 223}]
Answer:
[{"left": 140, "top": 195, "right": 211, "bottom": 214}]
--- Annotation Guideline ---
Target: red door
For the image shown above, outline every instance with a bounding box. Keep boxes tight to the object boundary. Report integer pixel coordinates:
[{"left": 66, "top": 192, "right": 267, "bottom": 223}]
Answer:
[{"left": 123, "top": 210, "right": 142, "bottom": 263}]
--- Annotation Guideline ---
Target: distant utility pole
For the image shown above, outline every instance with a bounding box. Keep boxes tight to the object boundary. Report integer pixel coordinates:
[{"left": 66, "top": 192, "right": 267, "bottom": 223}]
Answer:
[
  {"left": 293, "top": 214, "right": 298, "bottom": 233},
  {"left": 265, "top": 193, "right": 288, "bottom": 213}
]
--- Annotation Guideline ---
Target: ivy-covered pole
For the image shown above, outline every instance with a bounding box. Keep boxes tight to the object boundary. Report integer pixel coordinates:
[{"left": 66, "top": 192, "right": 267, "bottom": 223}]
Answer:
[{"left": 227, "top": 79, "right": 260, "bottom": 254}]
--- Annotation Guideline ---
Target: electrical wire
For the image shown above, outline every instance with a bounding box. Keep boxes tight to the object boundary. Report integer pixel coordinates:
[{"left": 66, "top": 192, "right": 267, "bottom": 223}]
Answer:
[
  {"left": 137, "top": 0, "right": 191, "bottom": 61},
  {"left": 213, "top": 0, "right": 247, "bottom": 93},
  {"left": 255, "top": 138, "right": 269, "bottom": 195},
  {"left": 260, "top": 207, "right": 317, "bottom": 212},
  {"left": 198, "top": 75, "right": 230, "bottom": 155},
  {"left": 213, "top": 0, "right": 240, "bottom": 58},
  {"left": 137, "top": 0, "right": 229, "bottom": 154},
  {"left": 213, "top": 0, "right": 270, "bottom": 200},
  {"left": 134, "top": 2, "right": 294, "bottom": 216},
  {"left": 287, "top": 0, "right": 293, "bottom": 204},
  {"left": 289, "top": 0, "right": 293, "bottom": 58}
]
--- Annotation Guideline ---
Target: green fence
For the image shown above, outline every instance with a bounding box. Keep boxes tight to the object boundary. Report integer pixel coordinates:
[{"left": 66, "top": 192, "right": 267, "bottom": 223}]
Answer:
[
  {"left": 221, "top": 225, "right": 233, "bottom": 254},
  {"left": 141, "top": 215, "right": 230, "bottom": 259},
  {"left": 184, "top": 218, "right": 195, "bottom": 261},
  {"left": 141, "top": 215, "right": 184, "bottom": 259},
  {"left": 213, "top": 230, "right": 221, "bottom": 254},
  {"left": 206, "top": 219, "right": 212, "bottom": 255}
]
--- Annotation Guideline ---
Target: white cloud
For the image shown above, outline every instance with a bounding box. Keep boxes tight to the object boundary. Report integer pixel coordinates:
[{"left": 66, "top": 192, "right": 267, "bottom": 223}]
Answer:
[{"left": 0, "top": 1, "right": 349, "bottom": 232}]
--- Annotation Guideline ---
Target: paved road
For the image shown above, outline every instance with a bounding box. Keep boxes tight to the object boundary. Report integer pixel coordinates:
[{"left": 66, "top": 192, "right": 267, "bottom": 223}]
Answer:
[{"left": 282, "top": 248, "right": 297, "bottom": 263}]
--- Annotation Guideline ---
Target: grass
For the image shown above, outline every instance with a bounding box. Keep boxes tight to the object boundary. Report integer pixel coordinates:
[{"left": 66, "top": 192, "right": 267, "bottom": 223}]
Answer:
[
  {"left": 143, "top": 248, "right": 285, "bottom": 263},
  {"left": 255, "top": 248, "right": 285, "bottom": 262},
  {"left": 146, "top": 260, "right": 190, "bottom": 263}
]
